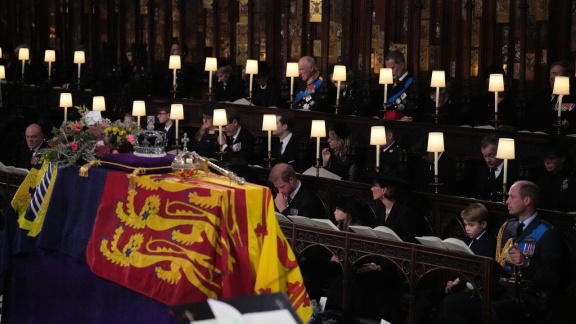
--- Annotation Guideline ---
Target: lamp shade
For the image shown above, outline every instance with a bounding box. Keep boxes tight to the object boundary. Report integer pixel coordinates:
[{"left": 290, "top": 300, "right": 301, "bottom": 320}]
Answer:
[
  {"left": 310, "top": 120, "right": 326, "bottom": 138},
  {"left": 496, "top": 138, "right": 515, "bottom": 160},
  {"left": 430, "top": 70, "right": 446, "bottom": 88},
  {"left": 370, "top": 126, "right": 387, "bottom": 146},
  {"left": 171, "top": 104, "right": 184, "bottom": 120},
  {"left": 488, "top": 74, "right": 505, "bottom": 92},
  {"left": 213, "top": 109, "right": 228, "bottom": 126},
  {"left": 245, "top": 59, "right": 258, "bottom": 74},
  {"left": 0, "top": 65, "right": 5, "bottom": 79},
  {"left": 332, "top": 65, "right": 347, "bottom": 82},
  {"left": 379, "top": 68, "right": 393, "bottom": 84},
  {"left": 92, "top": 96, "right": 106, "bottom": 111},
  {"left": 73, "top": 51, "right": 85, "bottom": 64},
  {"left": 553, "top": 76, "right": 570, "bottom": 96},
  {"left": 18, "top": 47, "right": 29, "bottom": 61},
  {"left": 427, "top": 132, "right": 445, "bottom": 152},
  {"left": 132, "top": 100, "right": 146, "bottom": 116},
  {"left": 286, "top": 62, "right": 299, "bottom": 77},
  {"left": 59, "top": 93, "right": 73, "bottom": 107},
  {"left": 44, "top": 50, "right": 56, "bottom": 63},
  {"left": 169, "top": 55, "right": 181, "bottom": 69},
  {"left": 262, "top": 114, "right": 277, "bottom": 131},
  {"left": 204, "top": 57, "right": 218, "bottom": 72}
]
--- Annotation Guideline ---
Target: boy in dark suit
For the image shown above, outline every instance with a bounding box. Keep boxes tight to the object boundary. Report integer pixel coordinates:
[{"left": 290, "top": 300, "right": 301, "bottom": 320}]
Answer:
[{"left": 442, "top": 203, "right": 496, "bottom": 324}]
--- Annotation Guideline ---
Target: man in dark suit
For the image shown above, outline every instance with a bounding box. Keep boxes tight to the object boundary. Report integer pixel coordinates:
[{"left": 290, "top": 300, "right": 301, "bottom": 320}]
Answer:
[
  {"left": 272, "top": 111, "right": 301, "bottom": 172},
  {"left": 470, "top": 134, "right": 518, "bottom": 202},
  {"left": 155, "top": 106, "right": 176, "bottom": 150},
  {"left": 218, "top": 108, "right": 255, "bottom": 164},
  {"left": 268, "top": 163, "right": 324, "bottom": 218},
  {"left": 492, "top": 180, "right": 565, "bottom": 323},
  {"left": 14, "top": 123, "right": 47, "bottom": 169}
]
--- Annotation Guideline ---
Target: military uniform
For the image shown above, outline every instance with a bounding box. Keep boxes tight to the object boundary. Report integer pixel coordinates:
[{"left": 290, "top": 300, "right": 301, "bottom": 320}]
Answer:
[{"left": 492, "top": 215, "right": 564, "bottom": 322}]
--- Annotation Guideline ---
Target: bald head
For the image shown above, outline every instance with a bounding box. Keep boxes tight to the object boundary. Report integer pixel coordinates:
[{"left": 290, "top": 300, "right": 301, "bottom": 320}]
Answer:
[{"left": 25, "top": 123, "right": 44, "bottom": 150}]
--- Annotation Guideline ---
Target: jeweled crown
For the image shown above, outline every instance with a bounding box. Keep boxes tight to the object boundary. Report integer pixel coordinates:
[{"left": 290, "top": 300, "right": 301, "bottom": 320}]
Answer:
[{"left": 133, "top": 121, "right": 167, "bottom": 157}]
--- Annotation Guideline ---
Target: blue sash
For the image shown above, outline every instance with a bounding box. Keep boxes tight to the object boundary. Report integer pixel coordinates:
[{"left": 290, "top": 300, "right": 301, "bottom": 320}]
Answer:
[
  {"left": 386, "top": 76, "right": 413, "bottom": 107},
  {"left": 294, "top": 78, "right": 323, "bottom": 103}
]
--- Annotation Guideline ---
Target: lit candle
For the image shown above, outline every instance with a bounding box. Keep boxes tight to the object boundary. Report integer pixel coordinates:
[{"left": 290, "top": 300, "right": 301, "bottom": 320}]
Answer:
[
  {"left": 434, "top": 152, "right": 439, "bottom": 176},
  {"left": 286, "top": 62, "right": 299, "bottom": 97},
  {"left": 169, "top": 55, "right": 181, "bottom": 87},
  {"left": 262, "top": 114, "right": 277, "bottom": 152},
  {"left": 170, "top": 104, "right": 184, "bottom": 141},
  {"left": 246, "top": 59, "right": 258, "bottom": 93},
  {"left": 430, "top": 70, "right": 446, "bottom": 109},
  {"left": 496, "top": 138, "right": 515, "bottom": 186},
  {"left": 488, "top": 74, "right": 504, "bottom": 114},
  {"left": 205, "top": 57, "right": 217, "bottom": 92},
  {"left": 370, "top": 126, "right": 387, "bottom": 169},
  {"left": 553, "top": 76, "right": 570, "bottom": 118},
  {"left": 19, "top": 47, "right": 29, "bottom": 77},
  {"left": 45, "top": 50, "right": 56, "bottom": 78},
  {"left": 316, "top": 137, "right": 320, "bottom": 159},
  {"left": 503, "top": 159, "right": 508, "bottom": 185},
  {"left": 379, "top": 68, "right": 393, "bottom": 107},
  {"left": 427, "top": 132, "right": 445, "bottom": 177},
  {"left": 74, "top": 51, "right": 85, "bottom": 80},
  {"left": 310, "top": 120, "right": 326, "bottom": 159},
  {"left": 332, "top": 65, "right": 347, "bottom": 102},
  {"left": 213, "top": 109, "right": 228, "bottom": 152}
]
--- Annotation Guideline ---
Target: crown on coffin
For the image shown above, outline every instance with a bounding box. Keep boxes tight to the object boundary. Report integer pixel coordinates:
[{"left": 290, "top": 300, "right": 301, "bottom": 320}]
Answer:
[{"left": 133, "top": 122, "right": 167, "bottom": 157}]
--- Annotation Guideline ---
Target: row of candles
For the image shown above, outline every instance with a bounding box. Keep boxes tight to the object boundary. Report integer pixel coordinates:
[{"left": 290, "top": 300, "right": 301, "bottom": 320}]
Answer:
[
  {"left": 59, "top": 90, "right": 518, "bottom": 194},
  {"left": 5, "top": 45, "right": 571, "bottom": 115}
]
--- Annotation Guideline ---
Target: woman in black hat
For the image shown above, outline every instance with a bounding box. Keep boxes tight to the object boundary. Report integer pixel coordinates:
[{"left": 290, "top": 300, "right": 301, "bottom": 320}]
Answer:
[
  {"left": 321, "top": 123, "right": 358, "bottom": 181},
  {"left": 537, "top": 139, "right": 576, "bottom": 212},
  {"left": 191, "top": 104, "right": 220, "bottom": 159}
]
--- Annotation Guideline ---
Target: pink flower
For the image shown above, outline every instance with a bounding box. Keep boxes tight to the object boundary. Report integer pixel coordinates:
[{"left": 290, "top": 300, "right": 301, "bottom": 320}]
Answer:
[
  {"left": 74, "top": 123, "right": 82, "bottom": 132},
  {"left": 70, "top": 142, "right": 79, "bottom": 151},
  {"left": 126, "top": 134, "right": 135, "bottom": 145},
  {"left": 112, "top": 149, "right": 119, "bottom": 154}
]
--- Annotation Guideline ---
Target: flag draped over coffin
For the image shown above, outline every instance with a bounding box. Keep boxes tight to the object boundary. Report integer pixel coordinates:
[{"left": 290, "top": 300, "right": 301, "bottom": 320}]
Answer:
[{"left": 86, "top": 172, "right": 312, "bottom": 322}]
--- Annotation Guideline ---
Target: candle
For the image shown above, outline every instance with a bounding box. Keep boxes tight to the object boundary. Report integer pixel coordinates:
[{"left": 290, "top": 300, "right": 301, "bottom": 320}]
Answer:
[
  {"left": 310, "top": 120, "right": 326, "bottom": 160},
  {"left": 379, "top": 68, "right": 393, "bottom": 107},
  {"left": 261, "top": 114, "right": 277, "bottom": 152},
  {"left": 45, "top": 50, "right": 56, "bottom": 78},
  {"left": 376, "top": 145, "right": 381, "bottom": 168},
  {"left": 435, "top": 87, "right": 440, "bottom": 108},
  {"left": 316, "top": 137, "right": 320, "bottom": 159},
  {"left": 503, "top": 159, "right": 508, "bottom": 185},
  {"left": 64, "top": 107, "right": 68, "bottom": 122},
  {"left": 74, "top": 51, "right": 85, "bottom": 80},
  {"left": 245, "top": 59, "right": 258, "bottom": 93},
  {"left": 219, "top": 125, "right": 223, "bottom": 148},
  {"left": 173, "top": 69, "right": 177, "bottom": 86},
  {"left": 286, "top": 62, "right": 299, "bottom": 97},
  {"left": 168, "top": 55, "right": 181, "bottom": 87},
  {"left": 332, "top": 65, "right": 347, "bottom": 102},
  {"left": 208, "top": 71, "right": 213, "bottom": 90},
  {"left": 488, "top": 74, "right": 504, "bottom": 115},
  {"left": 553, "top": 76, "right": 570, "bottom": 118},
  {"left": 77, "top": 63, "right": 82, "bottom": 79},
  {"left": 434, "top": 152, "right": 439, "bottom": 176},
  {"left": 370, "top": 126, "right": 387, "bottom": 169},
  {"left": 175, "top": 120, "right": 179, "bottom": 141}
]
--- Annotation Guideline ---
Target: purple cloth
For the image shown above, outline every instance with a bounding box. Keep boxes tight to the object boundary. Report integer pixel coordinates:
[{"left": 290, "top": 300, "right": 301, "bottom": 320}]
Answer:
[{"left": 99, "top": 153, "right": 175, "bottom": 173}]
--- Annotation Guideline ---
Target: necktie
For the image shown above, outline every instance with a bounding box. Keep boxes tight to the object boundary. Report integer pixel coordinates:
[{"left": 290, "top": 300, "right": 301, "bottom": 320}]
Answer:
[
  {"left": 516, "top": 222, "right": 525, "bottom": 238},
  {"left": 488, "top": 168, "right": 496, "bottom": 182},
  {"left": 469, "top": 238, "right": 475, "bottom": 249},
  {"left": 286, "top": 195, "right": 292, "bottom": 208},
  {"left": 279, "top": 141, "right": 284, "bottom": 155}
]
